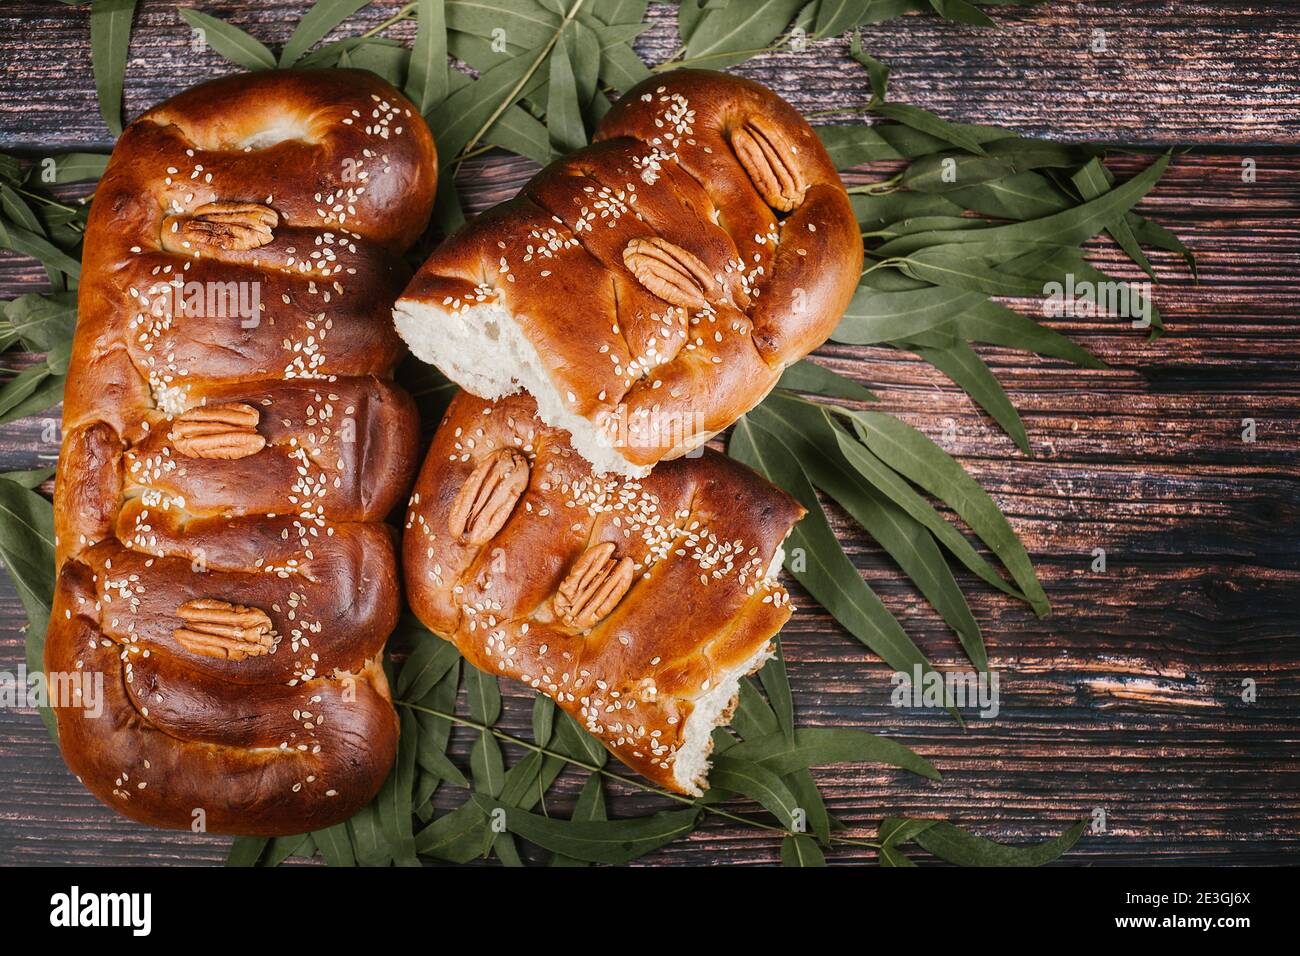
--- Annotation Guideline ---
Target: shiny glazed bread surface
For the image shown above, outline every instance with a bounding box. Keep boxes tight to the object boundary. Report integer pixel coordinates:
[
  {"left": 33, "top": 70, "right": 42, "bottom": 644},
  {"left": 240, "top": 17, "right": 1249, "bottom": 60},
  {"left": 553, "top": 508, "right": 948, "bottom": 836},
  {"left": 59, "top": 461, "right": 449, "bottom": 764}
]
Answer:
[{"left": 46, "top": 70, "right": 437, "bottom": 835}]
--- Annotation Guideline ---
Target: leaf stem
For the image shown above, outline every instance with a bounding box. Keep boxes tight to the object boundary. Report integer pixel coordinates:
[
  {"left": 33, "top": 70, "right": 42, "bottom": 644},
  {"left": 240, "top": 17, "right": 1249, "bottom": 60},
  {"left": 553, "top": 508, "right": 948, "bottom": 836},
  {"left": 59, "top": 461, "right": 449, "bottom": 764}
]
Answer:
[
  {"left": 651, "top": 41, "right": 787, "bottom": 72},
  {"left": 454, "top": 0, "right": 589, "bottom": 170},
  {"left": 397, "top": 698, "right": 881, "bottom": 851},
  {"left": 361, "top": 2, "right": 417, "bottom": 39},
  {"left": 11, "top": 186, "right": 84, "bottom": 219},
  {"left": 846, "top": 172, "right": 902, "bottom": 196}
]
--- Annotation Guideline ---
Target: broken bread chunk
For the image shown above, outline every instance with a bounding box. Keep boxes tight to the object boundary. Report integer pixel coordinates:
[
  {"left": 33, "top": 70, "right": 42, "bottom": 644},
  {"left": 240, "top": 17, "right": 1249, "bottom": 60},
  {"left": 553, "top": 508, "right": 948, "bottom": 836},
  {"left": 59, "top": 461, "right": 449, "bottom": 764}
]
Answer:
[{"left": 404, "top": 391, "right": 805, "bottom": 794}]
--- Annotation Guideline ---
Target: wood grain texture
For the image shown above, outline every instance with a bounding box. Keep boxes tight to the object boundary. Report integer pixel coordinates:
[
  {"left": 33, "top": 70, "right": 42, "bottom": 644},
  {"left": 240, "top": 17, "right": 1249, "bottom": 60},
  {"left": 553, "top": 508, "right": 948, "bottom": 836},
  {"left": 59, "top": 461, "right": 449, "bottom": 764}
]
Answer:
[{"left": 1, "top": 0, "right": 1298, "bottom": 867}]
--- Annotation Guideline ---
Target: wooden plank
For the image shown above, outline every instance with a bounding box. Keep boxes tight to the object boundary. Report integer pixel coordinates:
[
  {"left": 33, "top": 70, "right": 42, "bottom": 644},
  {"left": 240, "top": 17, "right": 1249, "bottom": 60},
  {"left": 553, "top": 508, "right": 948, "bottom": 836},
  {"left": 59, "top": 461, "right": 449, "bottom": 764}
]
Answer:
[
  {"left": 1, "top": 0, "right": 1298, "bottom": 866},
  {"left": 0, "top": 1, "right": 1298, "bottom": 151}
]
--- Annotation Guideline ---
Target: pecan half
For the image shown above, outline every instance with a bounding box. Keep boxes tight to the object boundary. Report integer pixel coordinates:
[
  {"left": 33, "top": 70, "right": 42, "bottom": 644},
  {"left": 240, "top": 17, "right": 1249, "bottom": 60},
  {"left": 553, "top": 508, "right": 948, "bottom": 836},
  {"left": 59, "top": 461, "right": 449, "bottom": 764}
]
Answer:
[
  {"left": 623, "top": 237, "right": 717, "bottom": 310},
  {"left": 164, "top": 201, "right": 278, "bottom": 251},
  {"left": 170, "top": 402, "right": 266, "bottom": 459},
  {"left": 448, "top": 449, "right": 529, "bottom": 545},
  {"left": 173, "top": 598, "right": 274, "bottom": 660},
  {"left": 554, "top": 541, "right": 635, "bottom": 629},
  {"left": 731, "top": 121, "right": 805, "bottom": 213}
]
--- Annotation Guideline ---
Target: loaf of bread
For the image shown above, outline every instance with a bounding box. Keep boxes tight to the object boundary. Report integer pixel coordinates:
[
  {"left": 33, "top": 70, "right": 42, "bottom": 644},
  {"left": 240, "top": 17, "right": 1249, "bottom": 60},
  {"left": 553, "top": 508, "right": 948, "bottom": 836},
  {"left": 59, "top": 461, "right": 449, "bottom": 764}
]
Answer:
[
  {"left": 45, "top": 70, "right": 437, "bottom": 835},
  {"left": 404, "top": 391, "right": 804, "bottom": 794},
  {"left": 394, "top": 69, "right": 862, "bottom": 477}
]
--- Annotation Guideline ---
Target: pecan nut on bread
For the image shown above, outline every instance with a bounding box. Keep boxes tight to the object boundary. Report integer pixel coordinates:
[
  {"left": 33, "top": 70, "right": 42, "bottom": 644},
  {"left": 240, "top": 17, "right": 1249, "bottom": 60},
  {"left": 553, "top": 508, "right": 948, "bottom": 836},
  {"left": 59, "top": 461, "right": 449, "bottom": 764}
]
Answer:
[
  {"left": 45, "top": 70, "right": 437, "bottom": 835},
  {"left": 404, "top": 391, "right": 805, "bottom": 794},
  {"left": 394, "top": 69, "right": 862, "bottom": 477}
]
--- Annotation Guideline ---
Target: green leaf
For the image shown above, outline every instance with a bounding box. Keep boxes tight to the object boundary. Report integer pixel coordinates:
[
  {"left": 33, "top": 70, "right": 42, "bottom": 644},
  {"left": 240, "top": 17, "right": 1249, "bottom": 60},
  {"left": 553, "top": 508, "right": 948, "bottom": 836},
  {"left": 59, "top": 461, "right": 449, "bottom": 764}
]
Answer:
[
  {"left": 945, "top": 172, "right": 1071, "bottom": 220},
  {"left": 880, "top": 152, "right": 1172, "bottom": 257},
  {"left": 41, "top": 153, "right": 110, "bottom": 184},
  {"left": 395, "top": 625, "right": 459, "bottom": 701},
  {"left": 873, "top": 103, "right": 988, "bottom": 156},
  {"left": 414, "top": 663, "right": 467, "bottom": 786},
  {"left": 782, "top": 833, "right": 827, "bottom": 866},
  {"left": 0, "top": 219, "right": 82, "bottom": 279},
  {"left": 708, "top": 754, "right": 802, "bottom": 829},
  {"left": 280, "top": 0, "right": 373, "bottom": 67},
  {"left": 927, "top": 0, "right": 995, "bottom": 27},
  {"left": 89, "top": 0, "right": 137, "bottom": 136},
  {"left": 551, "top": 709, "right": 608, "bottom": 767},
  {"left": 1127, "top": 213, "right": 1197, "bottom": 277},
  {"left": 532, "top": 693, "right": 556, "bottom": 747},
  {"left": 0, "top": 474, "right": 58, "bottom": 738},
  {"left": 472, "top": 795, "right": 701, "bottom": 864},
  {"left": 907, "top": 818, "right": 1087, "bottom": 866},
  {"left": 0, "top": 473, "right": 57, "bottom": 629},
  {"left": 464, "top": 662, "right": 502, "bottom": 724},
  {"left": 427, "top": 52, "right": 548, "bottom": 165},
  {"left": 844, "top": 409, "right": 1050, "bottom": 615},
  {"left": 567, "top": 18, "right": 601, "bottom": 111},
  {"left": 225, "top": 836, "right": 267, "bottom": 867},
  {"left": 1, "top": 468, "right": 54, "bottom": 490},
  {"left": 347, "top": 800, "right": 394, "bottom": 866},
  {"left": 848, "top": 30, "right": 890, "bottom": 100},
  {"left": 406, "top": 0, "right": 449, "bottom": 113},
  {"left": 817, "top": 125, "right": 902, "bottom": 169},
  {"left": 471, "top": 730, "right": 506, "bottom": 797},
  {"left": 731, "top": 410, "right": 951, "bottom": 699},
  {"left": 947, "top": 297, "right": 1105, "bottom": 369},
  {"left": 833, "top": 285, "right": 984, "bottom": 345},
  {"left": 895, "top": 246, "right": 1055, "bottom": 297},
  {"left": 682, "top": 0, "right": 806, "bottom": 71},
  {"left": 776, "top": 358, "right": 875, "bottom": 402},
  {"left": 757, "top": 641, "right": 795, "bottom": 741},
  {"left": 546, "top": 30, "right": 586, "bottom": 152},
  {"left": 179, "top": 8, "right": 276, "bottom": 70},
  {"left": 879, "top": 842, "right": 918, "bottom": 866},
  {"left": 810, "top": 468, "right": 988, "bottom": 670},
  {"left": 724, "top": 727, "right": 940, "bottom": 780},
  {"left": 261, "top": 833, "right": 314, "bottom": 867},
  {"left": 446, "top": 0, "right": 561, "bottom": 50},
  {"left": 497, "top": 749, "right": 545, "bottom": 808},
  {"left": 733, "top": 679, "right": 780, "bottom": 739},
  {"left": 904, "top": 335, "right": 1029, "bottom": 453},
  {"left": 814, "top": 0, "right": 871, "bottom": 38},
  {"left": 312, "top": 822, "right": 356, "bottom": 866},
  {"left": 345, "top": 40, "right": 409, "bottom": 86},
  {"left": 828, "top": 423, "right": 1027, "bottom": 603},
  {"left": 376, "top": 707, "right": 419, "bottom": 862},
  {"left": 415, "top": 801, "right": 490, "bottom": 862},
  {"left": 550, "top": 772, "right": 606, "bottom": 867},
  {"left": 785, "top": 769, "right": 833, "bottom": 844},
  {"left": 1072, "top": 157, "right": 1155, "bottom": 280},
  {"left": 0, "top": 365, "right": 65, "bottom": 425},
  {"left": 879, "top": 815, "right": 938, "bottom": 847}
]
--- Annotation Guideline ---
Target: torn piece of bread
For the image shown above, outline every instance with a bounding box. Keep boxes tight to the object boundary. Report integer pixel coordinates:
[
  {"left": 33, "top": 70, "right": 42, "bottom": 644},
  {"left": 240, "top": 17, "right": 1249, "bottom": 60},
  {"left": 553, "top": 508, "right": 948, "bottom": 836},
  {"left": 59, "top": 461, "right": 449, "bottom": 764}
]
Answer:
[
  {"left": 394, "top": 69, "right": 862, "bottom": 477},
  {"left": 404, "top": 391, "right": 805, "bottom": 795}
]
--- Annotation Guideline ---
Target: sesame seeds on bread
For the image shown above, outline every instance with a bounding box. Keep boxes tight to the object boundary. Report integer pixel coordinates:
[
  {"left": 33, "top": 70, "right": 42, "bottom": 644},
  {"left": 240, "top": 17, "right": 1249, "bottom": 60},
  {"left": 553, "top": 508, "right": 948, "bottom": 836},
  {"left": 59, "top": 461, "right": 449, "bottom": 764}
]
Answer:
[
  {"left": 404, "top": 391, "right": 804, "bottom": 795},
  {"left": 46, "top": 70, "right": 437, "bottom": 836},
  {"left": 394, "top": 69, "right": 862, "bottom": 476}
]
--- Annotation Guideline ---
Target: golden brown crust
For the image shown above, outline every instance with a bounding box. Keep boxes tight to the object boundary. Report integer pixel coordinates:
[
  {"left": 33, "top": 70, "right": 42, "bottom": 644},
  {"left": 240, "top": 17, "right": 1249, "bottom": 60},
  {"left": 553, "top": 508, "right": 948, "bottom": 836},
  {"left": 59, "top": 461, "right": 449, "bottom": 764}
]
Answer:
[
  {"left": 397, "top": 69, "right": 862, "bottom": 469},
  {"left": 403, "top": 391, "right": 805, "bottom": 793},
  {"left": 47, "top": 70, "right": 437, "bottom": 836}
]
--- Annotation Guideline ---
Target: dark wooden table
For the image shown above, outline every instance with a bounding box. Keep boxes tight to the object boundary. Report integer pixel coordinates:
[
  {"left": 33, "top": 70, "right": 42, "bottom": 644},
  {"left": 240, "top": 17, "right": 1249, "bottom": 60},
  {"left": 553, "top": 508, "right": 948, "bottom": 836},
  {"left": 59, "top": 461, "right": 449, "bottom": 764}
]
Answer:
[{"left": 1, "top": 0, "right": 1297, "bottom": 866}]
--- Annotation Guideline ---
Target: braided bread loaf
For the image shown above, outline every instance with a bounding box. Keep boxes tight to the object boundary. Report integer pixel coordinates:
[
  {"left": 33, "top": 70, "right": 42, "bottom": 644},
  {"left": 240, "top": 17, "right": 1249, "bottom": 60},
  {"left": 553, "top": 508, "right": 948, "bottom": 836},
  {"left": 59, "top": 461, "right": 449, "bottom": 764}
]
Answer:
[
  {"left": 405, "top": 391, "right": 804, "bottom": 794},
  {"left": 45, "top": 70, "right": 437, "bottom": 835},
  {"left": 394, "top": 69, "right": 862, "bottom": 477}
]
